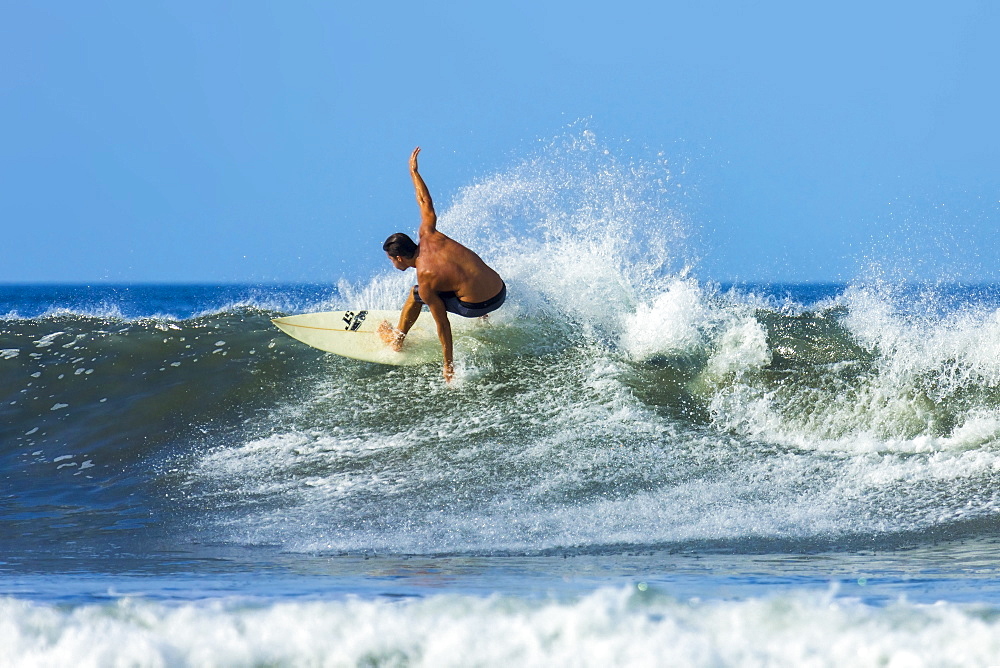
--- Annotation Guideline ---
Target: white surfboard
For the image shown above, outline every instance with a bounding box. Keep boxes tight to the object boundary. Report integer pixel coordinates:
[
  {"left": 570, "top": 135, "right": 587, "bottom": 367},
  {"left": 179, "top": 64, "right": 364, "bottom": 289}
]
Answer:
[{"left": 271, "top": 310, "right": 471, "bottom": 366}]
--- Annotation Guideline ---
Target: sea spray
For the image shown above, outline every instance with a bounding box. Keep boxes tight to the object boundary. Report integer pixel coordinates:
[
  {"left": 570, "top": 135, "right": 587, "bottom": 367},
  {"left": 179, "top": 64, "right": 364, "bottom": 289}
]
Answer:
[{"left": 333, "top": 128, "right": 695, "bottom": 346}]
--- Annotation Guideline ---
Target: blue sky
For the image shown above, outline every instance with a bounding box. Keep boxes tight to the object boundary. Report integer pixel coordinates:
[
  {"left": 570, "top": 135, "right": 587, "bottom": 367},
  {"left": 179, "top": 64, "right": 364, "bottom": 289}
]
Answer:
[{"left": 2, "top": 1, "right": 998, "bottom": 284}]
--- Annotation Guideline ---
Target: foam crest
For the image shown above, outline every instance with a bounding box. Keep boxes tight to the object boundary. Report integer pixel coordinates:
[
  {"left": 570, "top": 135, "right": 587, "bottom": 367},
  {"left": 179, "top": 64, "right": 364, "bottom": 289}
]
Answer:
[
  {"left": 699, "top": 282, "right": 1000, "bottom": 455},
  {"left": 844, "top": 284, "right": 1000, "bottom": 388},
  {"left": 703, "top": 316, "right": 771, "bottom": 381},
  {"left": 4, "top": 589, "right": 1000, "bottom": 667},
  {"left": 0, "top": 303, "right": 159, "bottom": 323},
  {"left": 621, "top": 278, "right": 709, "bottom": 358}
]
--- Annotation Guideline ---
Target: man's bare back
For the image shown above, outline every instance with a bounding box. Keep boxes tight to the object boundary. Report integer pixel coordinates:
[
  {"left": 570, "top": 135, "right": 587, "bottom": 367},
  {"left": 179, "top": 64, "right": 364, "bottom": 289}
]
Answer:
[{"left": 415, "top": 230, "right": 503, "bottom": 304}]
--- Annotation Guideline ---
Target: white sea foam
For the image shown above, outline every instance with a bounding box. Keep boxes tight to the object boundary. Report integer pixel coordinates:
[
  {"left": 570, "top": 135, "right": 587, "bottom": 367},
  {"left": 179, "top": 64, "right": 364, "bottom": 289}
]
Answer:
[
  {"left": 621, "top": 278, "right": 709, "bottom": 358},
  {"left": 32, "top": 332, "right": 66, "bottom": 348},
  {"left": 843, "top": 285, "right": 1000, "bottom": 389},
  {"left": 705, "top": 283, "right": 1000, "bottom": 454},
  {"left": 192, "top": 357, "right": 1000, "bottom": 554},
  {"left": 2, "top": 588, "right": 999, "bottom": 667}
]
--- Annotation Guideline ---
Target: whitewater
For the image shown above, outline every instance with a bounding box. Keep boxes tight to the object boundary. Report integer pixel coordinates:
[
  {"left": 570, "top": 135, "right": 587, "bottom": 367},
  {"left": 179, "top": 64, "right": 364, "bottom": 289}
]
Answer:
[{"left": 3, "top": 132, "right": 1000, "bottom": 666}]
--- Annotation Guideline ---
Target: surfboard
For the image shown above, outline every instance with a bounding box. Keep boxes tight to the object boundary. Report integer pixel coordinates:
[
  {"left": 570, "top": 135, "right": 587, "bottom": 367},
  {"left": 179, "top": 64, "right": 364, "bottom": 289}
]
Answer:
[{"left": 271, "top": 310, "right": 468, "bottom": 366}]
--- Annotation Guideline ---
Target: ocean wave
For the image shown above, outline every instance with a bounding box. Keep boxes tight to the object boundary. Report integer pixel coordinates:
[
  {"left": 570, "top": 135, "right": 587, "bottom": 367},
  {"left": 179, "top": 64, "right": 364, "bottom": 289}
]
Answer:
[
  {"left": 6, "top": 130, "right": 1000, "bottom": 561},
  {"left": 7, "top": 286, "right": 1000, "bottom": 556}
]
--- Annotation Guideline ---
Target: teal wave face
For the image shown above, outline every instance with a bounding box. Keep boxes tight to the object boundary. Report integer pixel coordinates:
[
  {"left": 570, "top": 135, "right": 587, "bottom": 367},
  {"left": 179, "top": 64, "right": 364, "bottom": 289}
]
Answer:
[{"left": 0, "top": 308, "right": 323, "bottom": 560}]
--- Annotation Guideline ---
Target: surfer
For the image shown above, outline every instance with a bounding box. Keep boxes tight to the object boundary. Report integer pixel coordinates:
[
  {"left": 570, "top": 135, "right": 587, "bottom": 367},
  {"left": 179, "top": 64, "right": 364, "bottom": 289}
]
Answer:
[{"left": 379, "top": 147, "right": 506, "bottom": 382}]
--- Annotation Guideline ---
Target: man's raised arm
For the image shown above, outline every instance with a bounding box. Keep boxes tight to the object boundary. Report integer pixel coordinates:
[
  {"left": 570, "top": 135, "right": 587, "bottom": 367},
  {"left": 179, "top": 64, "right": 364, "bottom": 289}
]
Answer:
[{"left": 410, "top": 147, "right": 437, "bottom": 235}]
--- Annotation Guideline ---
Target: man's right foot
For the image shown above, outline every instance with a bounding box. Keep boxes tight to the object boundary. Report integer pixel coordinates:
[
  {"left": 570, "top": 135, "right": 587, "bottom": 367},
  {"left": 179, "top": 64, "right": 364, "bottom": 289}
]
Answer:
[{"left": 377, "top": 321, "right": 404, "bottom": 351}]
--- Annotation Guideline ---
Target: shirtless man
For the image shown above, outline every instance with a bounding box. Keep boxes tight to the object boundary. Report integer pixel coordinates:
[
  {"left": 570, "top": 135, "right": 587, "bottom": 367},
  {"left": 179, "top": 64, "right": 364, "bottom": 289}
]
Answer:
[{"left": 378, "top": 147, "right": 506, "bottom": 383}]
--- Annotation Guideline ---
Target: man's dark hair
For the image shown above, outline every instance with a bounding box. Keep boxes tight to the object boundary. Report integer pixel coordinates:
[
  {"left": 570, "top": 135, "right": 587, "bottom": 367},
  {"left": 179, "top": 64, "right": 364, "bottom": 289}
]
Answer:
[{"left": 383, "top": 233, "right": 418, "bottom": 258}]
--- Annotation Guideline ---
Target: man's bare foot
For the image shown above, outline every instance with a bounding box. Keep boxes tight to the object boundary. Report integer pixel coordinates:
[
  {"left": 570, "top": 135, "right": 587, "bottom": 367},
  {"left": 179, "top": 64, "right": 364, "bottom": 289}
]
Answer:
[{"left": 377, "top": 321, "right": 404, "bottom": 352}]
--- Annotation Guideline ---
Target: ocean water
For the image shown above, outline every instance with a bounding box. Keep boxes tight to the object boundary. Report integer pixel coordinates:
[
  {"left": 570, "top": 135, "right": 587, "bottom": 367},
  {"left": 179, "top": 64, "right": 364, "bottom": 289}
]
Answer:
[{"left": 4, "top": 135, "right": 1000, "bottom": 666}]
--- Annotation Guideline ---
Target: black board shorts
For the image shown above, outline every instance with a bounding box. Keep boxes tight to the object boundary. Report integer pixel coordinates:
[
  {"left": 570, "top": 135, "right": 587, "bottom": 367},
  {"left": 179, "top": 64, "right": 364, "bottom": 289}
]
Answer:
[{"left": 412, "top": 283, "right": 506, "bottom": 318}]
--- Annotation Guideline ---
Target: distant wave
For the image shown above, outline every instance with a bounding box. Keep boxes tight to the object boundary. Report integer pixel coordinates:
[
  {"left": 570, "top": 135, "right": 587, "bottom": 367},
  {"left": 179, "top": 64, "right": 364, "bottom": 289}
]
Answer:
[{"left": 0, "top": 284, "right": 342, "bottom": 321}]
